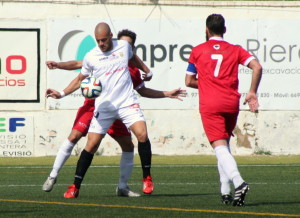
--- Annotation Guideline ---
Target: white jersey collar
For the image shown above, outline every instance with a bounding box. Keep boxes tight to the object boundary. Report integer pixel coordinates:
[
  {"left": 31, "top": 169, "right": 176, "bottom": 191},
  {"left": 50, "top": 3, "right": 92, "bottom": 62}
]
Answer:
[{"left": 209, "top": 37, "right": 224, "bottom": 41}]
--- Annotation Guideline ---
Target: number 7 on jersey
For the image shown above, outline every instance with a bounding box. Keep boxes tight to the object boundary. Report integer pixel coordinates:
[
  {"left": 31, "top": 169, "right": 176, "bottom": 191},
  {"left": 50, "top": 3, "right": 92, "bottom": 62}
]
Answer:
[{"left": 211, "top": 54, "right": 223, "bottom": 77}]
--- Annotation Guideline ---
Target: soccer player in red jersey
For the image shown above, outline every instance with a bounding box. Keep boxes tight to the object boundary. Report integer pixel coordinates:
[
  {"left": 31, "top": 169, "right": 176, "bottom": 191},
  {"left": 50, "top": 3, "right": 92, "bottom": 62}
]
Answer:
[
  {"left": 44, "top": 29, "right": 186, "bottom": 197},
  {"left": 185, "top": 14, "right": 262, "bottom": 206}
]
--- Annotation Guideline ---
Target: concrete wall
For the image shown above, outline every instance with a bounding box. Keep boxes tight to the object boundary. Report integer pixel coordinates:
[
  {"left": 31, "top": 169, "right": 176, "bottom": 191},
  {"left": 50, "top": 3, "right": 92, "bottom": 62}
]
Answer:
[{"left": 1, "top": 1, "right": 300, "bottom": 156}]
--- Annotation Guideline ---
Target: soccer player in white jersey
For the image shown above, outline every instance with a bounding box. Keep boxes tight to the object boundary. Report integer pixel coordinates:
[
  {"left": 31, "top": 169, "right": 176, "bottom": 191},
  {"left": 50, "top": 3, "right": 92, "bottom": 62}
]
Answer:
[
  {"left": 47, "top": 23, "right": 154, "bottom": 198},
  {"left": 43, "top": 30, "right": 187, "bottom": 197}
]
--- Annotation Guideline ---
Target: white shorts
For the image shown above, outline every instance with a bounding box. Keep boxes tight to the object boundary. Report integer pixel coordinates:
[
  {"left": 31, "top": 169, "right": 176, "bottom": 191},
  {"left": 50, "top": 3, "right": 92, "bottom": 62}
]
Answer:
[{"left": 88, "top": 104, "right": 145, "bottom": 134}]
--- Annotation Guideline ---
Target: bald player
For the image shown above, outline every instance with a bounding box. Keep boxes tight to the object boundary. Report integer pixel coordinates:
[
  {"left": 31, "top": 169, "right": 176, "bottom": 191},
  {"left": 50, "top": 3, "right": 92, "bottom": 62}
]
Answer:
[{"left": 47, "top": 23, "right": 154, "bottom": 198}]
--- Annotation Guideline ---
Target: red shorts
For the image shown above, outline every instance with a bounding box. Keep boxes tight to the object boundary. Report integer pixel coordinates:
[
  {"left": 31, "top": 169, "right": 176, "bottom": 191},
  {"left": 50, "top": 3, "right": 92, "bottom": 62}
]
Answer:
[
  {"left": 200, "top": 112, "right": 239, "bottom": 143},
  {"left": 72, "top": 102, "right": 95, "bottom": 136},
  {"left": 107, "top": 119, "right": 131, "bottom": 138},
  {"left": 73, "top": 103, "right": 130, "bottom": 138}
]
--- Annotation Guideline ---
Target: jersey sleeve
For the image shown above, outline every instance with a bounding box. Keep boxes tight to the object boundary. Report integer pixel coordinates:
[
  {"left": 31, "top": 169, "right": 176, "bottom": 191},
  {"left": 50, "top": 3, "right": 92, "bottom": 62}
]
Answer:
[
  {"left": 187, "top": 49, "right": 197, "bottom": 75},
  {"left": 81, "top": 52, "right": 92, "bottom": 77},
  {"left": 121, "top": 39, "right": 133, "bottom": 59},
  {"left": 128, "top": 43, "right": 133, "bottom": 59},
  {"left": 186, "top": 62, "right": 197, "bottom": 75},
  {"left": 188, "top": 48, "right": 196, "bottom": 65},
  {"left": 238, "top": 46, "right": 255, "bottom": 66}
]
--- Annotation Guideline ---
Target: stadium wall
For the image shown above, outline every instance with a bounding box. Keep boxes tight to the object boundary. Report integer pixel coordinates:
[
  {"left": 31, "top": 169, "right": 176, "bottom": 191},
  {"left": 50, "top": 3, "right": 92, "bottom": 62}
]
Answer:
[{"left": 1, "top": 1, "right": 300, "bottom": 156}]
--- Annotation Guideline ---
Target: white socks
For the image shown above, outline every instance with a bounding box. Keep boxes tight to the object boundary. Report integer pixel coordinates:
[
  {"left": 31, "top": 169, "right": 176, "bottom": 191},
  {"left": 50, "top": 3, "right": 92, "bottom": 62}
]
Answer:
[
  {"left": 217, "top": 160, "right": 231, "bottom": 195},
  {"left": 214, "top": 145, "right": 244, "bottom": 189},
  {"left": 50, "top": 139, "right": 75, "bottom": 178},
  {"left": 118, "top": 151, "right": 134, "bottom": 189}
]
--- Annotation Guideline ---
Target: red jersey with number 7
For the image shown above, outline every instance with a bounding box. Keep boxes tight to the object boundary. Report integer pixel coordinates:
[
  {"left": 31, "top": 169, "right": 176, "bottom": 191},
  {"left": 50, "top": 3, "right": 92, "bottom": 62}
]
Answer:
[{"left": 188, "top": 38, "right": 255, "bottom": 113}]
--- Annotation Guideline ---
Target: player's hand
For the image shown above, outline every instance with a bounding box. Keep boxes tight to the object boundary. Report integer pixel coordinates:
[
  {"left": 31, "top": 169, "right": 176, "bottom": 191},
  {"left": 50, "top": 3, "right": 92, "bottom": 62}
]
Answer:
[
  {"left": 142, "top": 71, "right": 153, "bottom": 81},
  {"left": 167, "top": 88, "right": 187, "bottom": 101},
  {"left": 244, "top": 92, "right": 259, "bottom": 112},
  {"left": 46, "top": 61, "right": 58, "bottom": 69},
  {"left": 46, "top": 88, "right": 62, "bottom": 99}
]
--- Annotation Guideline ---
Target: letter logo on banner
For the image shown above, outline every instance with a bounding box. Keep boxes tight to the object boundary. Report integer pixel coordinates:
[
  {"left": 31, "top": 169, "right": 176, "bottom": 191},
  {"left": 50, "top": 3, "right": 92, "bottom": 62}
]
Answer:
[
  {"left": 58, "top": 30, "right": 96, "bottom": 72},
  {"left": 6, "top": 55, "right": 27, "bottom": 74},
  {"left": 0, "top": 118, "right": 26, "bottom": 132},
  {"left": 0, "top": 116, "right": 33, "bottom": 157}
]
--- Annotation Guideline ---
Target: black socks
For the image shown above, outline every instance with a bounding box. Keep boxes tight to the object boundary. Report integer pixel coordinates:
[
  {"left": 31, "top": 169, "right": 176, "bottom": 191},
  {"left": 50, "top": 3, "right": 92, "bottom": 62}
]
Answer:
[
  {"left": 74, "top": 149, "right": 94, "bottom": 189},
  {"left": 138, "top": 139, "right": 152, "bottom": 178}
]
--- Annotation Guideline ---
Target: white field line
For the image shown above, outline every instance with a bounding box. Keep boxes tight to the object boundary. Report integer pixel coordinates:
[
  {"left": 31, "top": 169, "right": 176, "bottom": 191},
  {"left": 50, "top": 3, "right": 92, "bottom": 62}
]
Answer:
[
  {"left": 0, "top": 182, "right": 300, "bottom": 188},
  {"left": 0, "top": 164, "right": 299, "bottom": 169}
]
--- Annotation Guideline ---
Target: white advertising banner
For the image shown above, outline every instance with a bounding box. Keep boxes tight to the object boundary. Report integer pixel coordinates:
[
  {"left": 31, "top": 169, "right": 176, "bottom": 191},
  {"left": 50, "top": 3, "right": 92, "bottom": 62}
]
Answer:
[
  {"left": 0, "top": 29, "right": 40, "bottom": 102},
  {"left": 0, "top": 115, "right": 34, "bottom": 157},
  {"left": 47, "top": 17, "right": 300, "bottom": 110}
]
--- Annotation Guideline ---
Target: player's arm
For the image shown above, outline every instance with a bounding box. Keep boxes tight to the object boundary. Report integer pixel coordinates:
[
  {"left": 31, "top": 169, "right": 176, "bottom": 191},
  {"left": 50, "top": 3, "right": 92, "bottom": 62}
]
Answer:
[
  {"left": 130, "top": 54, "right": 153, "bottom": 81},
  {"left": 185, "top": 63, "right": 198, "bottom": 89},
  {"left": 137, "top": 86, "right": 187, "bottom": 101},
  {"left": 46, "top": 73, "right": 87, "bottom": 99},
  {"left": 46, "top": 60, "right": 83, "bottom": 70},
  {"left": 244, "top": 59, "right": 262, "bottom": 112}
]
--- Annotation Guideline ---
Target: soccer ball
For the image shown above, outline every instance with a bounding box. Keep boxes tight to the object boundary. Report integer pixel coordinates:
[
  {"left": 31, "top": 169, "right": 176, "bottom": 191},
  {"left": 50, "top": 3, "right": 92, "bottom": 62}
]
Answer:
[{"left": 80, "top": 77, "right": 102, "bottom": 99}]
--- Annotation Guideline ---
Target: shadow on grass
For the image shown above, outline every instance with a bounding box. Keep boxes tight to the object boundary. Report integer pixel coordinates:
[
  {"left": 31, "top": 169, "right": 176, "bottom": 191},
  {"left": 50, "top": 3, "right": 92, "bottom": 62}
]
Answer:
[
  {"left": 147, "top": 193, "right": 214, "bottom": 197},
  {"left": 107, "top": 193, "right": 215, "bottom": 198}
]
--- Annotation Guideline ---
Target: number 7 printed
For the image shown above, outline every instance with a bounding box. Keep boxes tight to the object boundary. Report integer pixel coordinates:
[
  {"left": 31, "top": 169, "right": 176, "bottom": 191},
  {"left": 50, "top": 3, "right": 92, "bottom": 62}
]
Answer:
[{"left": 211, "top": 54, "right": 223, "bottom": 77}]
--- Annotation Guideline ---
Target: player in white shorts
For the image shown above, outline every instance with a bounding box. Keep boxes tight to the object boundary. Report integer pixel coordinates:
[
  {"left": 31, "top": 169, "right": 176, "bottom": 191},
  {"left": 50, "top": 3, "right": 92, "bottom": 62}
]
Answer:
[{"left": 47, "top": 22, "right": 154, "bottom": 198}]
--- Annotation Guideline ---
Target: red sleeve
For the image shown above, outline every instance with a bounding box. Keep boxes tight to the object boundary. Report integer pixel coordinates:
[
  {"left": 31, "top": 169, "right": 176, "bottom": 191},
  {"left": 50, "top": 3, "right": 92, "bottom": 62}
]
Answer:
[
  {"left": 238, "top": 46, "right": 254, "bottom": 65},
  {"left": 128, "top": 61, "right": 143, "bottom": 89},
  {"left": 188, "top": 48, "right": 196, "bottom": 64}
]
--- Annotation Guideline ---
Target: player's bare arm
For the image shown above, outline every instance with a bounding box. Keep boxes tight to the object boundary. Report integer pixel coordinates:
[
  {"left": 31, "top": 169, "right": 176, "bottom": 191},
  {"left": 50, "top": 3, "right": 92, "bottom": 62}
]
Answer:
[
  {"left": 130, "top": 54, "right": 153, "bottom": 81},
  {"left": 46, "top": 73, "right": 87, "bottom": 99},
  {"left": 137, "top": 86, "right": 187, "bottom": 101},
  {"left": 185, "top": 74, "right": 198, "bottom": 89},
  {"left": 244, "top": 59, "right": 263, "bottom": 112},
  {"left": 46, "top": 60, "right": 83, "bottom": 70}
]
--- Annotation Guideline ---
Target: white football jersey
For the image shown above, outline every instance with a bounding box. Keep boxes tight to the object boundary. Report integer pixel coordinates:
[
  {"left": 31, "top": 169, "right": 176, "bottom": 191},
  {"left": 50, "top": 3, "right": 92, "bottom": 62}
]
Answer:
[{"left": 81, "top": 40, "right": 139, "bottom": 112}]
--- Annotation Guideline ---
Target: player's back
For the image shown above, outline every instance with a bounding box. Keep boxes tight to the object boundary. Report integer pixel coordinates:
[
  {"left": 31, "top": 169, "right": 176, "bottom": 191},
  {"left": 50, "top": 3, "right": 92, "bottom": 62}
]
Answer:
[{"left": 190, "top": 39, "right": 252, "bottom": 112}]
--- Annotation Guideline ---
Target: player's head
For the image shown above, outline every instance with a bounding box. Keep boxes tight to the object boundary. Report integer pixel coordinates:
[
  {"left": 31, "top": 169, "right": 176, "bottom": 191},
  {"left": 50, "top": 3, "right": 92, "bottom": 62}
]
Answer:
[
  {"left": 94, "top": 22, "right": 113, "bottom": 52},
  {"left": 205, "top": 14, "right": 226, "bottom": 41},
  {"left": 117, "top": 29, "right": 136, "bottom": 49}
]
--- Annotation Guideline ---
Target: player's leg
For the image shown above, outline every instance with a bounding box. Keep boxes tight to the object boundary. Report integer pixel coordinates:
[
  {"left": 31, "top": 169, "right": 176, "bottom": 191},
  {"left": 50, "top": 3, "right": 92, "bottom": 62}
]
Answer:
[
  {"left": 43, "top": 130, "right": 83, "bottom": 192},
  {"left": 108, "top": 119, "right": 140, "bottom": 197},
  {"left": 64, "top": 132, "right": 105, "bottom": 198},
  {"left": 64, "top": 112, "right": 114, "bottom": 198},
  {"left": 201, "top": 112, "right": 249, "bottom": 206},
  {"left": 43, "top": 104, "right": 93, "bottom": 192},
  {"left": 214, "top": 142, "right": 249, "bottom": 206},
  {"left": 74, "top": 132, "right": 105, "bottom": 188},
  {"left": 129, "top": 120, "right": 151, "bottom": 176},
  {"left": 224, "top": 113, "right": 249, "bottom": 206},
  {"left": 113, "top": 136, "right": 140, "bottom": 197},
  {"left": 119, "top": 105, "right": 154, "bottom": 194}
]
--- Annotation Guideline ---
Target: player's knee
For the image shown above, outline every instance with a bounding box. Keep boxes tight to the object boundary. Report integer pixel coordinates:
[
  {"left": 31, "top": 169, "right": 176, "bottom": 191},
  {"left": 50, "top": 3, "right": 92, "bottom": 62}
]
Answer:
[
  {"left": 121, "top": 142, "right": 134, "bottom": 152},
  {"left": 136, "top": 133, "right": 148, "bottom": 143},
  {"left": 85, "top": 143, "right": 100, "bottom": 154},
  {"left": 68, "top": 132, "right": 83, "bottom": 144},
  {"left": 85, "top": 134, "right": 103, "bottom": 154}
]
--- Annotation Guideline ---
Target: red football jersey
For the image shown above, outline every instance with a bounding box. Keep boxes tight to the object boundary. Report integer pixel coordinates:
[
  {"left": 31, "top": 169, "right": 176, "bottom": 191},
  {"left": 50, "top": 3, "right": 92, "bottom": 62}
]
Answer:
[
  {"left": 128, "top": 60, "right": 144, "bottom": 89},
  {"left": 188, "top": 38, "right": 254, "bottom": 113}
]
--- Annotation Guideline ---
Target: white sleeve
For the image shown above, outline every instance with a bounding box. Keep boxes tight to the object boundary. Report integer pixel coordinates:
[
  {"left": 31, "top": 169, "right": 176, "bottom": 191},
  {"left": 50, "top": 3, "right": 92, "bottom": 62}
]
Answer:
[
  {"left": 81, "top": 54, "right": 92, "bottom": 77},
  {"left": 128, "top": 43, "right": 133, "bottom": 59}
]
